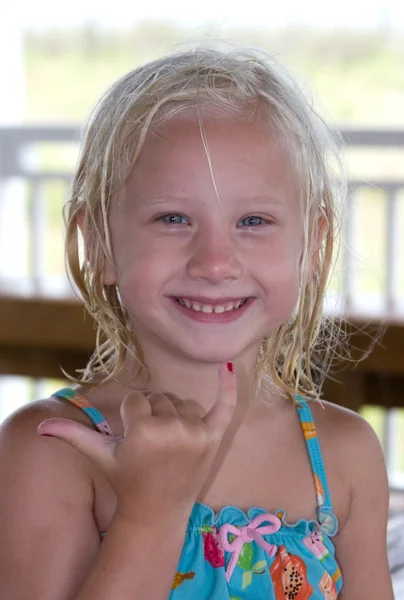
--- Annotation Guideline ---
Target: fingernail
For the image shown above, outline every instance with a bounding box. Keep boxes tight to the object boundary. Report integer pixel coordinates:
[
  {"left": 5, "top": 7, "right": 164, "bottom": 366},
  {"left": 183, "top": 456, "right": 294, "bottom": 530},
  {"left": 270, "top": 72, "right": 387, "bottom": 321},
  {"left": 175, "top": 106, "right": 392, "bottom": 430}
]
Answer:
[{"left": 227, "top": 362, "right": 234, "bottom": 373}]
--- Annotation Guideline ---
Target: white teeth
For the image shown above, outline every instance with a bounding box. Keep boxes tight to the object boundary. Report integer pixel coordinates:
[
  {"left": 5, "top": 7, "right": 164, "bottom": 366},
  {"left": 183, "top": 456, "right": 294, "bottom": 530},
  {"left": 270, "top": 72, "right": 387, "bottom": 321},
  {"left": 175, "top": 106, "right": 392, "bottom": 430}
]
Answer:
[
  {"left": 177, "top": 298, "right": 247, "bottom": 313},
  {"left": 213, "top": 306, "right": 225, "bottom": 314}
]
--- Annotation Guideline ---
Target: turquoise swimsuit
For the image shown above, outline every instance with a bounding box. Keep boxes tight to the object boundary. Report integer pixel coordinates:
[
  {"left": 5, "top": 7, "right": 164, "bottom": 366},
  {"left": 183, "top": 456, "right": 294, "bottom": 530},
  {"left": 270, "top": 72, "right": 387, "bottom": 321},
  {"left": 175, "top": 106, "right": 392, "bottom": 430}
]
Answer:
[{"left": 53, "top": 388, "right": 343, "bottom": 599}]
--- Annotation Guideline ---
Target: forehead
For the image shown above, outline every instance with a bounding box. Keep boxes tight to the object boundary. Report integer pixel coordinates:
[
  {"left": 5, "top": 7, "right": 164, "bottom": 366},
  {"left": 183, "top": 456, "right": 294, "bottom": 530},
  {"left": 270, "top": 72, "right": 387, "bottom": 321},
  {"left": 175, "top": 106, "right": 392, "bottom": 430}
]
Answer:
[{"left": 124, "top": 115, "right": 300, "bottom": 203}]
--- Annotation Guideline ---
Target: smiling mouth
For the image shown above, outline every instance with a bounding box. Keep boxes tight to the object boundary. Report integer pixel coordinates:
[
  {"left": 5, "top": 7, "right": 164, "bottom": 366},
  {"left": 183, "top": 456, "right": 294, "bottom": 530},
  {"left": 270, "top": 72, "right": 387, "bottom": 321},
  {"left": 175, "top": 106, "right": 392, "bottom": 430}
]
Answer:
[{"left": 174, "top": 297, "right": 249, "bottom": 314}]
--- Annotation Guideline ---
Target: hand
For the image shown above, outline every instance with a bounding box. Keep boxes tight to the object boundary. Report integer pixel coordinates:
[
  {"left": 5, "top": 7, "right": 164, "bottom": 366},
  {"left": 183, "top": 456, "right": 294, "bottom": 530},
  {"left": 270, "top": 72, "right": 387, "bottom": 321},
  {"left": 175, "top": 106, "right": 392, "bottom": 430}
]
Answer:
[{"left": 37, "top": 363, "right": 237, "bottom": 528}]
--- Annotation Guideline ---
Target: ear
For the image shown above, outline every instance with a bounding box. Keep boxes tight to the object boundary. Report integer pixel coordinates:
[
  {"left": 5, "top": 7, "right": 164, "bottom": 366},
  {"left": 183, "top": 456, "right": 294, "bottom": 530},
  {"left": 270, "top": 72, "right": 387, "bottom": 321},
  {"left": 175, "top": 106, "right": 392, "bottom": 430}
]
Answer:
[{"left": 76, "top": 209, "right": 117, "bottom": 286}]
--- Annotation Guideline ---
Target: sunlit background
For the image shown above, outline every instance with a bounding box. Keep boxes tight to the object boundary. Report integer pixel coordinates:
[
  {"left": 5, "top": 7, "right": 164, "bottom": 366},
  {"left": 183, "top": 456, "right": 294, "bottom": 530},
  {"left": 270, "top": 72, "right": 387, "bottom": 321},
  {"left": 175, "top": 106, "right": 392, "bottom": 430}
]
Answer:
[{"left": 1, "top": 0, "right": 404, "bottom": 588}]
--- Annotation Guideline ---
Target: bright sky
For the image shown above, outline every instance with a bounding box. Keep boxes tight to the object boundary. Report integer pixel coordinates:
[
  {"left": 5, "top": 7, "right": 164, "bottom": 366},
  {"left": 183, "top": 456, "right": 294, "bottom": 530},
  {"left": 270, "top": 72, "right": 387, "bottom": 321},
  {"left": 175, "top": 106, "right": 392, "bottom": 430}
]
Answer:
[{"left": 8, "top": 0, "right": 404, "bottom": 30}]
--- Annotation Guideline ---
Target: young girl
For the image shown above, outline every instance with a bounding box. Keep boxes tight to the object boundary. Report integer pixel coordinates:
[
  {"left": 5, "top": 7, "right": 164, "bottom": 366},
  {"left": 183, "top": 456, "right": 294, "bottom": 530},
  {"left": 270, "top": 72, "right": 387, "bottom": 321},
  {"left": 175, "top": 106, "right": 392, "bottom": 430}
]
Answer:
[{"left": 0, "top": 46, "right": 393, "bottom": 599}]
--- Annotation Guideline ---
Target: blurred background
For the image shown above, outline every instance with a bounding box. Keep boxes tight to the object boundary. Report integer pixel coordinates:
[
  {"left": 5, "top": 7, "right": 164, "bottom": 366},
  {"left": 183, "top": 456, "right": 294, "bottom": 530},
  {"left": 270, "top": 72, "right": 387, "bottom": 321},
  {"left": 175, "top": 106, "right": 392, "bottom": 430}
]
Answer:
[{"left": 0, "top": 0, "right": 404, "bottom": 590}]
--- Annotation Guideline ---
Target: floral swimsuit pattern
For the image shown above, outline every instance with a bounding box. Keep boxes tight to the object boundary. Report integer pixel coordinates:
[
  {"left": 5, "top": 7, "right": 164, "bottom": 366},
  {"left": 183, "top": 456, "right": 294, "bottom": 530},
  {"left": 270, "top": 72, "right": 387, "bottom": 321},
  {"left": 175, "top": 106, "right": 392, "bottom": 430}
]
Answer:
[{"left": 53, "top": 388, "right": 343, "bottom": 599}]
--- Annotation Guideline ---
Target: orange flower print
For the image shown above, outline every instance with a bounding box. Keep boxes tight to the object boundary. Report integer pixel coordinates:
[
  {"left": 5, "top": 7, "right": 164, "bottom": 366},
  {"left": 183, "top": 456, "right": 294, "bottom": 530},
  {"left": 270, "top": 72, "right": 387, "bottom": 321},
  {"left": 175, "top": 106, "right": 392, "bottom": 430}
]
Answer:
[
  {"left": 270, "top": 545, "right": 314, "bottom": 599},
  {"left": 171, "top": 571, "right": 195, "bottom": 590},
  {"left": 319, "top": 571, "right": 337, "bottom": 599}
]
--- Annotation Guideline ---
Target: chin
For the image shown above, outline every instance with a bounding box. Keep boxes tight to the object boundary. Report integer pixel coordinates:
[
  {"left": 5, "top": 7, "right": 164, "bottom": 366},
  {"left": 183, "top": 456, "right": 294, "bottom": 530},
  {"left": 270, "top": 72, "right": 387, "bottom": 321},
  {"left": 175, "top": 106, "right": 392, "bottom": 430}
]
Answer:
[
  {"left": 178, "top": 340, "right": 259, "bottom": 365},
  {"left": 180, "top": 349, "right": 237, "bottom": 364}
]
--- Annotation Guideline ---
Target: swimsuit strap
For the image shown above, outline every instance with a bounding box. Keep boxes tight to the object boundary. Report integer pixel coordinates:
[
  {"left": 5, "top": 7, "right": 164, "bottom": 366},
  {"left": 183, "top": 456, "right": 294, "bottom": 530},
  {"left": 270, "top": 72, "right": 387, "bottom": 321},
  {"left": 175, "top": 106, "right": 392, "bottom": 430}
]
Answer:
[
  {"left": 296, "top": 397, "right": 339, "bottom": 536},
  {"left": 51, "top": 387, "right": 114, "bottom": 436}
]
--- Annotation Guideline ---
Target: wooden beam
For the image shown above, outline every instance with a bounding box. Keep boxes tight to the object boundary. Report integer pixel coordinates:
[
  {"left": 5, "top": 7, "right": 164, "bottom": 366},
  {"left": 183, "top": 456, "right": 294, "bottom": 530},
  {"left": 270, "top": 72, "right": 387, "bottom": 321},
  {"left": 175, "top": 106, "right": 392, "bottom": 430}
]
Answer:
[
  {"left": 0, "top": 345, "right": 91, "bottom": 380},
  {"left": 336, "top": 318, "right": 404, "bottom": 376},
  {"left": 1, "top": 295, "right": 404, "bottom": 411},
  {"left": 323, "top": 372, "right": 404, "bottom": 410},
  {"left": 1, "top": 297, "right": 403, "bottom": 370},
  {"left": 0, "top": 295, "right": 95, "bottom": 351}
]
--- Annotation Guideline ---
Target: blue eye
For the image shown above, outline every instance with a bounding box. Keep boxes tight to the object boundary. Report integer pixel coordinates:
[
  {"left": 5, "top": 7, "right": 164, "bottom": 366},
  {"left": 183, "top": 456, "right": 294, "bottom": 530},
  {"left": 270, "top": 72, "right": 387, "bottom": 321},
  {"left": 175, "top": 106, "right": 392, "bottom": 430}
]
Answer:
[
  {"left": 239, "top": 216, "right": 265, "bottom": 227},
  {"left": 160, "top": 214, "right": 189, "bottom": 225},
  {"left": 157, "top": 214, "right": 270, "bottom": 227}
]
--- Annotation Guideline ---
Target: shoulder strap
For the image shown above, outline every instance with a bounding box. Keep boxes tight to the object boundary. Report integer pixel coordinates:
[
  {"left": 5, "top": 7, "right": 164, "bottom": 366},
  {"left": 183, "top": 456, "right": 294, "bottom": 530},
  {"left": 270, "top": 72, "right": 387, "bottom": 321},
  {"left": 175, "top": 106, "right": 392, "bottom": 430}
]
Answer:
[
  {"left": 296, "top": 397, "right": 339, "bottom": 536},
  {"left": 52, "top": 388, "right": 114, "bottom": 436}
]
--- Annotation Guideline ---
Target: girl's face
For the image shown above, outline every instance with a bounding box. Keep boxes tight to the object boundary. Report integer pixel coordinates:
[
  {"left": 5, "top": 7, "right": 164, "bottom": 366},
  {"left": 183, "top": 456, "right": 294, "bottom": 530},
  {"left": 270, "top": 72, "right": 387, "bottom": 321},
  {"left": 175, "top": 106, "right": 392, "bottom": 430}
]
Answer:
[{"left": 105, "top": 116, "right": 304, "bottom": 366}]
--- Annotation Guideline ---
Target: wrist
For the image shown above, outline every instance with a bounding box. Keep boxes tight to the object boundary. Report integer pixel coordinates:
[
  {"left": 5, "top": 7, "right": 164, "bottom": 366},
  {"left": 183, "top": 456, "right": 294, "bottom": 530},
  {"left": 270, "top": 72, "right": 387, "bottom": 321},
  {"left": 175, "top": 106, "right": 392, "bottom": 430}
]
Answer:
[{"left": 113, "top": 506, "right": 191, "bottom": 536}]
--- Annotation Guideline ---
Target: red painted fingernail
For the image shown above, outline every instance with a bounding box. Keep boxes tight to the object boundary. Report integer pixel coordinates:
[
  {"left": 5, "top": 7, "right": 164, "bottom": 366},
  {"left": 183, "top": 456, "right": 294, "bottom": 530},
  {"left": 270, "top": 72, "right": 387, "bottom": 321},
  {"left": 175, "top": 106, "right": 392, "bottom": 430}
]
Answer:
[
  {"left": 227, "top": 362, "right": 234, "bottom": 373},
  {"left": 41, "top": 433, "right": 54, "bottom": 437}
]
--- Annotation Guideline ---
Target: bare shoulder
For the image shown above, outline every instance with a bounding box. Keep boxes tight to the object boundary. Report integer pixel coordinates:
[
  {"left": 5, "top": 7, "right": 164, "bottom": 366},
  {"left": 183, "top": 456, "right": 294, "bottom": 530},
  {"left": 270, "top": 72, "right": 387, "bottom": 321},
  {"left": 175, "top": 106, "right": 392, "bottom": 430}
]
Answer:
[
  {"left": 0, "top": 394, "right": 100, "bottom": 521},
  {"left": 2, "top": 390, "right": 100, "bottom": 427},
  {"left": 0, "top": 397, "right": 96, "bottom": 527},
  {"left": 306, "top": 402, "right": 393, "bottom": 597},
  {"left": 307, "top": 399, "right": 387, "bottom": 526},
  {"left": 0, "top": 395, "right": 100, "bottom": 535},
  {"left": 308, "top": 398, "right": 382, "bottom": 460},
  {"left": 0, "top": 394, "right": 102, "bottom": 479},
  {"left": 308, "top": 398, "right": 387, "bottom": 488},
  {"left": 0, "top": 399, "right": 101, "bottom": 600}
]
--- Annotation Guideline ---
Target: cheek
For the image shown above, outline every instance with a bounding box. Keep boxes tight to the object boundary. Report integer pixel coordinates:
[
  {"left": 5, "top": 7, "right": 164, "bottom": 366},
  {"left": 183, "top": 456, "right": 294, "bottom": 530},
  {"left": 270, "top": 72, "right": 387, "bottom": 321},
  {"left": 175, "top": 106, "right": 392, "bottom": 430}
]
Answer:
[
  {"left": 258, "top": 237, "right": 301, "bottom": 285},
  {"left": 115, "top": 247, "right": 173, "bottom": 306},
  {"left": 258, "top": 244, "right": 301, "bottom": 315},
  {"left": 270, "top": 265, "right": 300, "bottom": 307}
]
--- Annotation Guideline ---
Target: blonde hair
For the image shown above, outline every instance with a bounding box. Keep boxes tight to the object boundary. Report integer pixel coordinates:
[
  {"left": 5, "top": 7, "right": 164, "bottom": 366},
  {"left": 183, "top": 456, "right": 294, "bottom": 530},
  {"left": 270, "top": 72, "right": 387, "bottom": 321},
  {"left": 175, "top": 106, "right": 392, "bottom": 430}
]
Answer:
[{"left": 65, "top": 44, "right": 345, "bottom": 401}]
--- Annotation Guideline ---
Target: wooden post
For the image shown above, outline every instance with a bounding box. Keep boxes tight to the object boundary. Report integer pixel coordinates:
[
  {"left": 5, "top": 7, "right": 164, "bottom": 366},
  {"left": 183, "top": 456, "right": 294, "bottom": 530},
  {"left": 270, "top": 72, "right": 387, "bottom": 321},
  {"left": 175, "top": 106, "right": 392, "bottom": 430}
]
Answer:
[{"left": 0, "top": 5, "right": 27, "bottom": 417}]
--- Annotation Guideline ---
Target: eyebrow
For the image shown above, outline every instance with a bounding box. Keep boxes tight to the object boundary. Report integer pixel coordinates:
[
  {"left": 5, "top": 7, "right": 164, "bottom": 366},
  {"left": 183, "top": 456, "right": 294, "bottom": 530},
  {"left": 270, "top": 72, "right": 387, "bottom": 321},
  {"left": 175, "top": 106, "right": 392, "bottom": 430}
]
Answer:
[{"left": 137, "top": 194, "right": 285, "bottom": 207}]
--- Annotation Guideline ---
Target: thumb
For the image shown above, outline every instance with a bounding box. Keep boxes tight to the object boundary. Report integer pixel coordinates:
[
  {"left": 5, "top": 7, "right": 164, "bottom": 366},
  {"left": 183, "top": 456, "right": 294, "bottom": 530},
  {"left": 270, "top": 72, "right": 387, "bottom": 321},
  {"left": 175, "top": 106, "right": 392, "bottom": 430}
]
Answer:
[
  {"left": 203, "top": 363, "right": 237, "bottom": 441},
  {"left": 37, "top": 418, "right": 115, "bottom": 469}
]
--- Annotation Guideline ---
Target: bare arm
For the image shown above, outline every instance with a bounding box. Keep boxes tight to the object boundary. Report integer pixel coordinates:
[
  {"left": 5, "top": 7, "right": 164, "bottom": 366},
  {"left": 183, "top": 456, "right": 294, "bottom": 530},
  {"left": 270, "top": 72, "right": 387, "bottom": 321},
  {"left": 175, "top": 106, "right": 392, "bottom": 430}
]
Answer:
[
  {"left": 74, "top": 516, "right": 186, "bottom": 599},
  {"left": 0, "top": 405, "right": 100, "bottom": 599},
  {"left": 333, "top": 412, "right": 394, "bottom": 600},
  {"left": 0, "top": 405, "right": 186, "bottom": 600},
  {"left": 1, "top": 365, "right": 237, "bottom": 599}
]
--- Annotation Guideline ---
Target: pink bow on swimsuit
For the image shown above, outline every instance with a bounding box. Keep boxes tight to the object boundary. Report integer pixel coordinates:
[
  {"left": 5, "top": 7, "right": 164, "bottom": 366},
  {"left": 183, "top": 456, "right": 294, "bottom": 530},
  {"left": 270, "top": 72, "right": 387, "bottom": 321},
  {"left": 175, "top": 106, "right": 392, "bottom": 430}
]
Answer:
[{"left": 218, "top": 512, "right": 282, "bottom": 582}]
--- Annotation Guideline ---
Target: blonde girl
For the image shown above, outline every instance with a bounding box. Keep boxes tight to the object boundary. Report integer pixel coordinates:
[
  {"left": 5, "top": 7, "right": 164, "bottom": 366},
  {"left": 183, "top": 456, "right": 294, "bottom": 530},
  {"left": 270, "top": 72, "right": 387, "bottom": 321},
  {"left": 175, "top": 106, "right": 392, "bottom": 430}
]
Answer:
[{"left": 0, "top": 46, "right": 393, "bottom": 599}]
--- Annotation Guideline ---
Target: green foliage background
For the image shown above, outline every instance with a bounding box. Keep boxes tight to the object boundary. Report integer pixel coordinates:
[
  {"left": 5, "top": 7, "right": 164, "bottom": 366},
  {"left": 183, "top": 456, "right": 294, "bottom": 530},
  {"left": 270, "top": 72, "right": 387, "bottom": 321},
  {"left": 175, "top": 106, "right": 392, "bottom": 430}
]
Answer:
[{"left": 24, "top": 23, "right": 404, "bottom": 126}]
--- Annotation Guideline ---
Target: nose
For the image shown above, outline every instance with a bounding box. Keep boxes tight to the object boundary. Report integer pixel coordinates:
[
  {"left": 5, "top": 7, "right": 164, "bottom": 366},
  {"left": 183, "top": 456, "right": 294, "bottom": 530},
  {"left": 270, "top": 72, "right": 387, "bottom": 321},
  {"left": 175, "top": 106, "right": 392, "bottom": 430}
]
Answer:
[{"left": 187, "top": 227, "right": 242, "bottom": 283}]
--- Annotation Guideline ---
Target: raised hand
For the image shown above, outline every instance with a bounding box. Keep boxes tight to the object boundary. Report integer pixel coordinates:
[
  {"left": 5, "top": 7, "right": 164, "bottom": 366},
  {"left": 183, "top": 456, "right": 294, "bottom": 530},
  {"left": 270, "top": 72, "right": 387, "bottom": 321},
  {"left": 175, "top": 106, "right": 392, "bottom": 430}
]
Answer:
[{"left": 37, "top": 363, "right": 237, "bottom": 528}]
